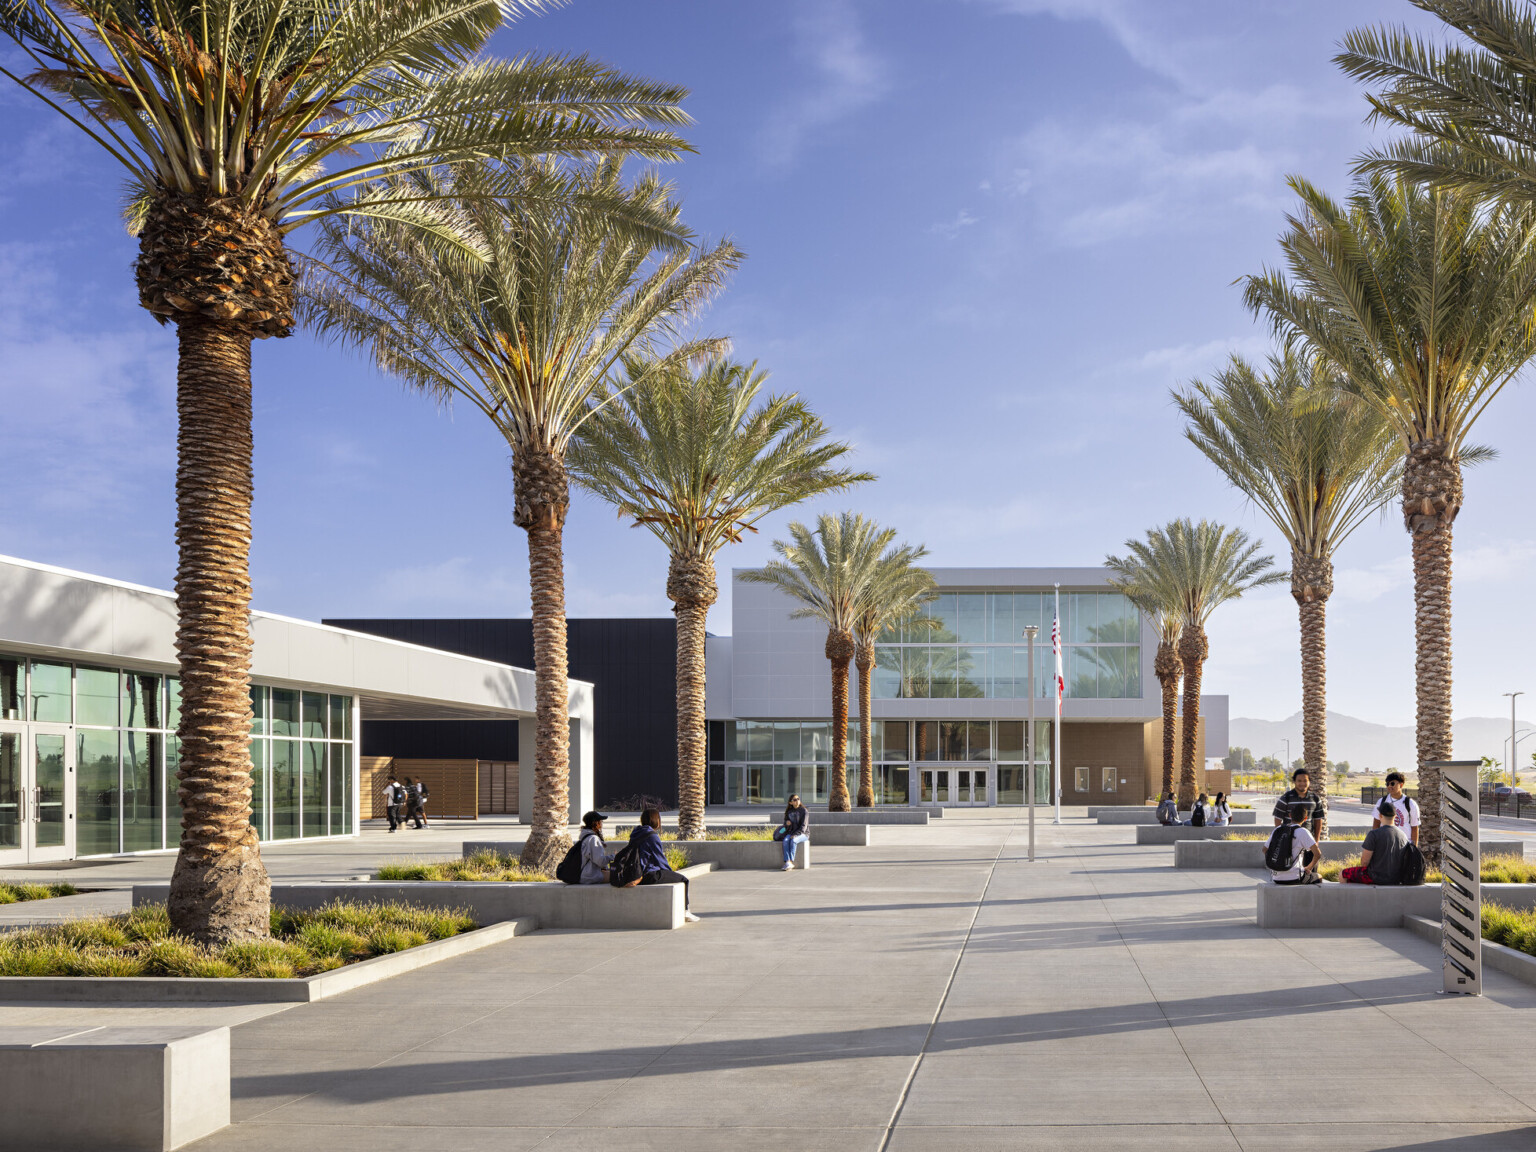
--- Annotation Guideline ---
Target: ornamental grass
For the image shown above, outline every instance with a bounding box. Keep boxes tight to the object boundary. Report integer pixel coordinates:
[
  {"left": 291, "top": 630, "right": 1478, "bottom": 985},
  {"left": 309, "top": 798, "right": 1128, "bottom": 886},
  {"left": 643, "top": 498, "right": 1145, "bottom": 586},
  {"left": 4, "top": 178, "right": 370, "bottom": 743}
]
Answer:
[
  {"left": 0, "top": 882, "right": 77, "bottom": 904},
  {"left": 1316, "top": 852, "right": 1535, "bottom": 885},
  {"left": 375, "top": 851, "right": 550, "bottom": 883},
  {"left": 0, "top": 900, "right": 476, "bottom": 978},
  {"left": 1482, "top": 903, "right": 1536, "bottom": 957}
]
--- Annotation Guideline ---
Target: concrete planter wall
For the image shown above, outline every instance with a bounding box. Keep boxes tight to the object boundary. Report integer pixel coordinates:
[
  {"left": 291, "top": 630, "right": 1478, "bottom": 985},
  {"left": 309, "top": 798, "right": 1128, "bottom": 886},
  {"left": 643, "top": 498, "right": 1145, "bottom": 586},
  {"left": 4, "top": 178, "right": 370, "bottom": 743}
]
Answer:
[
  {"left": 1403, "top": 914, "right": 1536, "bottom": 989},
  {"left": 134, "top": 881, "right": 685, "bottom": 932},
  {"left": 1134, "top": 824, "right": 1264, "bottom": 844},
  {"left": 464, "top": 839, "right": 818, "bottom": 870},
  {"left": 1099, "top": 809, "right": 1257, "bottom": 826},
  {"left": 1256, "top": 882, "right": 1536, "bottom": 928},
  {"left": 1176, "top": 838, "right": 1528, "bottom": 870},
  {"left": 811, "top": 810, "right": 933, "bottom": 825}
]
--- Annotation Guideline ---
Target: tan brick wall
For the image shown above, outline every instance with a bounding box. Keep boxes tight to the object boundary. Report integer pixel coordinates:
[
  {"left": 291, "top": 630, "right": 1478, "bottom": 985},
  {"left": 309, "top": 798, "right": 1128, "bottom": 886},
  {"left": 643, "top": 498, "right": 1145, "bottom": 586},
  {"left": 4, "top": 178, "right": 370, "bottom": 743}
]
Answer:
[
  {"left": 1061, "top": 722, "right": 1147, "bottom": 805},
  {"left": 1140, "top": 717, "right": 1209, "bottom": 801}
]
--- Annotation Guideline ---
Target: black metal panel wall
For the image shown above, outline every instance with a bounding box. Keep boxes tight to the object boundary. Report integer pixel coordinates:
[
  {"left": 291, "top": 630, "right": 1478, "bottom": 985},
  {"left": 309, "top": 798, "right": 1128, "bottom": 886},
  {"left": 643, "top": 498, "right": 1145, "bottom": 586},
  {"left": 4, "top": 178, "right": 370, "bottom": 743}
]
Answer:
[{"left": 324, "top": 618, "right": 678, "bottom": 805}]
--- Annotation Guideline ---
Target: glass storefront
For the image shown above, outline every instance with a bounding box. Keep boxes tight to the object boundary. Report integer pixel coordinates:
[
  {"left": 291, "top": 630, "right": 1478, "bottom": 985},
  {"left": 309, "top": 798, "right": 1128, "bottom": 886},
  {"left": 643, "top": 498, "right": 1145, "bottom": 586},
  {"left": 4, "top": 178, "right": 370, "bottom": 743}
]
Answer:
[
  {"left": 0, "top": 653, "right": 355, "bottom": 856},
  {"left": 873, "top": 590, "right": 1141, "bottom": 699}
]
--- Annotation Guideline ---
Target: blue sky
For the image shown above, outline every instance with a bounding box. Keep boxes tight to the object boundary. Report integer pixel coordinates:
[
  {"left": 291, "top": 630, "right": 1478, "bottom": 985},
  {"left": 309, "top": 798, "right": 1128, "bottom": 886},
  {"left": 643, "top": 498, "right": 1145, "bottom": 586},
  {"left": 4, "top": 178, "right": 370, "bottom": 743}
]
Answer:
[{"left": 3, "top": 0, "right": 1533, "bottom": 729}]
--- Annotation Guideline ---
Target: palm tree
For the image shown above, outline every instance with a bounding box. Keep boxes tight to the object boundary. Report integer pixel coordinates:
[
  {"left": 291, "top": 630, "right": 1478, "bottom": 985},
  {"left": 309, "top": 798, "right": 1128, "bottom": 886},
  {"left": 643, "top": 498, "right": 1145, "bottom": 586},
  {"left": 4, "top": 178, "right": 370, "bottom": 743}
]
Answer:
[
  {"left": 1339, "top": 1, "right": 1536, "bottom": 204},
  {"left": 0, "top": 0, "right": 694, "bottom": 943},
  {"left": 566, "top": 357, "right": 870, "bottom": 840},
  {"left": 851, "top": 547, "right": 936, "bottom": 807},
  {"left": 1108, "top": 521, "right": 1282, "bottom": 806},
  {"left": 741, "top": 513, "right": 895, "bottom": 812},
  {"left": 301, "top": 160, "right": 740, "bottom": 871},
  {"left": 1244, "top": 174, "right": 1536, "bottom": 862},
  {"left": 1173, "top": 351, "right": 1401, "bottom": 836},
  {"left": 1106, "top": 573, "right": 1183, "bottom": 803}
]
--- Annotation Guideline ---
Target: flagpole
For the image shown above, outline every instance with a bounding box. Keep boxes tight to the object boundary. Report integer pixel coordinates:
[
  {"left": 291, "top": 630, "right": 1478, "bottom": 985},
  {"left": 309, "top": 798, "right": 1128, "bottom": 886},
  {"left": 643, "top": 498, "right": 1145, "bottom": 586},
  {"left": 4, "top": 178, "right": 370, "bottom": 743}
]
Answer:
[
  {"left": 1024, "top": 624, "right": 1037, "bottom": 862},
  {"left": 1053, "top": 583, "right": 1062, "bottom": 825}
]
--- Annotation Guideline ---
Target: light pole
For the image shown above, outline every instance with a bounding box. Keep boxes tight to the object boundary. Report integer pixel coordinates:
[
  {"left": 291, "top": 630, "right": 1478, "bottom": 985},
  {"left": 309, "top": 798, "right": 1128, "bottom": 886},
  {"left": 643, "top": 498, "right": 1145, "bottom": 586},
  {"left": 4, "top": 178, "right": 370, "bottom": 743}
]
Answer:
[
  {"left": 1505, "top": 692, "right": 1524, "bottom": 788},
  {"left": 1024, "top": 624, "right": 1038, "bottom": 863}
]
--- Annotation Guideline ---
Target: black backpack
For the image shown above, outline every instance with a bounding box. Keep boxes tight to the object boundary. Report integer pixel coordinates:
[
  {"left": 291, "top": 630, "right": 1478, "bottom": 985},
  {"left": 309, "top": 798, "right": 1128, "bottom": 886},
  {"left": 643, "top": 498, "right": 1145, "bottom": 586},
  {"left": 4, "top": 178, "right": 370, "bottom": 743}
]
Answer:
[
  {"left": 1265, "top": 824, "right": 1299, "bottom": 872},
  {"left": 1190, "top": 804, "right": 1206, "bottom": 827},
  {"left": 555, "top": 840, "right": 584, "bottom": 885},
  {"left": 1398, "top": 840, "right": 1427, "bottom": 886},
  {"left": 609, "top": 844, "right": 644, "bottom": 887}
]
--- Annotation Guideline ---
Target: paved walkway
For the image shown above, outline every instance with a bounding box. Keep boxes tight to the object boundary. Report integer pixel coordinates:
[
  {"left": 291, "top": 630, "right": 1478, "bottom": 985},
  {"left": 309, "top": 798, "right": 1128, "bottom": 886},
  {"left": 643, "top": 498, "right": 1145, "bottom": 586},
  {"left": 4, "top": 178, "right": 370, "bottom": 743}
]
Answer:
[{"left": 109, "top": 811, "right": 1533, "bottom": 1151}]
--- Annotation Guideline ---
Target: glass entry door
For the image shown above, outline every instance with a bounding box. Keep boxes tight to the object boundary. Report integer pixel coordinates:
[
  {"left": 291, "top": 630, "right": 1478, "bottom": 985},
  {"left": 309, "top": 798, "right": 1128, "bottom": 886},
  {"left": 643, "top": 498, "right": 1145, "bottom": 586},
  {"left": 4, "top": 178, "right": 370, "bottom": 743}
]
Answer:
[
  {"left": 917, "top": 766, "right": 990, "bottom": 806},
  {"left": 0, "top": 723, "right": 75, "bottom": 865}
]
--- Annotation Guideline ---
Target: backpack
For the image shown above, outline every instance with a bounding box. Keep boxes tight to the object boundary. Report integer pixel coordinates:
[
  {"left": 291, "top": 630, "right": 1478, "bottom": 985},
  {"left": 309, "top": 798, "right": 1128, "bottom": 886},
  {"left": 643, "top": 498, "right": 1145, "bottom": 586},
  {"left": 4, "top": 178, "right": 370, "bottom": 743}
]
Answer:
[
  {"left": 1398, "top": 839, "right": 1427, "bottom": 886},
  {"left": 1190, "top": 804, "right": 1206, "bottom": 827},
  {"left": 418, "top": 782, "right": 429, "bottom": 800},
  {"left": 555, "top": 840, "right": 584, "bottom": 885},
  {"left": 1264, "top": 824, "right": 1299, "bottom": 873},
  {"left": 608, "top": 844, "right": 644, "bottom": 888}
]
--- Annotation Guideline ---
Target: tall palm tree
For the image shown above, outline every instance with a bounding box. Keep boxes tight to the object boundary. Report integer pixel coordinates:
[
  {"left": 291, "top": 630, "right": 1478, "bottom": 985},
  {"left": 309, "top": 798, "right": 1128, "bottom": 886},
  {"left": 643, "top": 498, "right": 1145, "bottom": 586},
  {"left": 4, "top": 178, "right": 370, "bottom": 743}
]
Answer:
[
  {"left": 1173, "top": 351, "right": 1401, "bottom": 836},
  {"left": 851, "top": 546, "right": 936, "bottom": 807},
  {"left": 1244, "top": 174, "right": 1536, "bottom": 861},
  {"left": 0, "top": 0, "right": 694, "bottom": 943},
  {"left": 1106, "top": 574, "right": 1183, "bottom": 803},
  {"left": 301, "top": 160, "right": 740, "bottom": 871},
  {"left": 1108, "top": 521, "right": 1282, "bottom": 806},
  {"left": 567, "top": 357, "right": 870, "bottom": 840},
  {"left": 1339, "top": 0, "right": 1536, "bottom": 204},
  {"left": 741, "top": 513, "right": 894, "bottom": 812}
]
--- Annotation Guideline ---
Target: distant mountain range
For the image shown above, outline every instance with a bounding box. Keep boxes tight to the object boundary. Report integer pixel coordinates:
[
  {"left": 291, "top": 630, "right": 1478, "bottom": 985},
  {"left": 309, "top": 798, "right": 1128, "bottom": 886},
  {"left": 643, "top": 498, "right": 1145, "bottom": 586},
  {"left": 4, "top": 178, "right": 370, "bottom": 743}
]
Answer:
[{"left": 1229, "top": 711, "right": 1536, "bottom": 773}]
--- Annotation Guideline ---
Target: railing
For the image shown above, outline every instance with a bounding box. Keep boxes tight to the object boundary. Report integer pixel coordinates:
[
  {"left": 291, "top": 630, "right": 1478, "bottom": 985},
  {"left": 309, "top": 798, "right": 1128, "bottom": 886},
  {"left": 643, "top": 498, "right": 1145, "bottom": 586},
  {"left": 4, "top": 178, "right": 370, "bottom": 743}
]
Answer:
[
  {"left": 1479, "top": 793, "right": 1536, "bottom": 820},
  {"left": 1360, "top": 786, "right": 1417, "bottom": 805}
]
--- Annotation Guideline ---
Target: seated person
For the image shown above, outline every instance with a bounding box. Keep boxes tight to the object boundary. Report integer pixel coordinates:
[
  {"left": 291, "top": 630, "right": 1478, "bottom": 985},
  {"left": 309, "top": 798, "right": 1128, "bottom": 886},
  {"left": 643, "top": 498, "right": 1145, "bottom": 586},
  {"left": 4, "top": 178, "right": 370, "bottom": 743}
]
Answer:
[
  {"left": 1265, "top": 801, "right": 1321, "bottom": 885},
  {"left": 1156, "top": 794, "right": 1179, "bottom": 826},
  {"left": 1190, "top": 793, "right": 1209, "bottom": 827},
  {"left": 779, "top": 793, "right": 809, "bottom": 870},
  {"left": 630, "top": 808, "right": 700, "bottom": 923},
  {"left": 1342, "top": 800, "right": 1411, "bottom": 885},
  {"left": 578, "top": 810, "right": 612, "bottom": 884}
]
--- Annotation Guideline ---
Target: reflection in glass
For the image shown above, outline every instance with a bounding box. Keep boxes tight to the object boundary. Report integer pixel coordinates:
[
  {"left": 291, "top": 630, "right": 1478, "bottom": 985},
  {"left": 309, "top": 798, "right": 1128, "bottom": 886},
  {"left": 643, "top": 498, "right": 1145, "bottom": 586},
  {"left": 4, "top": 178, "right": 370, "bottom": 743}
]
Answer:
[
  {"left": 928, "top": 648, "right": 959, "bottom": 699},
  {"left": 957, "top": 648, "right": 986, "bottom": 698},
  {"left": 873, "top": 647, "right": 902, "bottom": 699},
  {"left": 332, "top": 743, "right": 352, "bottom": 834},
  {"left": 1074, "top": 766, "right": 1090, "bottom": 792},
  {"left": 773, "top": 722, "right": 801, "bottom": 763},
  {"left": 919, "top": 770, "right": 933, "bottom": 803},
  {"left": 166, "top": 737, "right": 185, "bottom": 845},
  {"left": 1035, "top": 763, "right": 1051, "bottom": 804},
  {"left": 966, "top": 721, "right": 991, "bottom": 761},
  {"left": 1099, "top": 593, "right": 1138, "bottom": 643},
  {"left": 271, "top": 689, "right": 299, "bottom": 738},
  {"left": 900, "top": 647, "right": 932, "bottom": 699},
  {"left": 121, "top": 731, "right": 164, "bottom": 852},
  {"left": 996, "top": 765, "right": 1023, "bottom": 805},
  {"left": 743, "top": 722, "right": 772, "bottom": 762},
  {"left": 0, "top": 732, "right": 19, "bottom": 847},
  {"left": 880, "top": 720, "right": 909, "bottom": 761},
  {"left": 1067, "top": 593, "right": 1098, "bottom": 644},
  {"left": 914, "top": 721, "right": 938, "bottom": 762},
  {"left": 995, "top": 721, "right": 1023, "bottom": 761},
  {"left": 33, "top": 733, "right": 66, "bottom": 849},
  {"left": 1069, "top": 647, "right": 1099, "bottom": 698},
  {"left": 76, "top": 667, "right": 119, "bottom": 727},
  {"left": 956, "top": 593, "right": 987, "bottom": 643},
  {"left": 123, "top": 673, "right": 163, "bottom": 731},
  {"left": 30, "top": 662, "right": 72, "bottom": 723},
  {"left": 845, "top": 721, "right": 860, "bottom": 765},
  {"left": 879, "top": 766, "right": 909, "bottom": 804},
  {"left": 302, "top": 692, "right": 327, "bottom": 740},
  {"left": 939, "top": 722, "right": 966, "bottom": 761},
  {"left": 250, "top": 686, "right": 268, "bottom": 735},
  {"left": 1015, "top": 593, "right": 1044, "bottom": 637},
  {"left": 801, "top": 723, "right": 831, "bottom": 763},
  {"left": 303, "top": 741, "right": 326, "bottom": 837},
  {"left": 986, "top": 593, "right": 1014, "bottom": 643},
  {"left": 928, "top": 593, "right": 958, "bottom": 643},
  {"left": 271, "top": 740, "right": 299, "bottom": 839},
  {"left": 77, "top": 729, "right": 120, "bottom": 856},
  {"left": 1, "top": 658, "right": 21, "bottom": 720},
  {"left": 330, "top": 695, "right": 353, "bottom": 741},
  {"left": 167, "top": 678, "right": 182, "bottom": 731},
  {"left": 247, "top": 740, "right": 266, "bottom": 839}
]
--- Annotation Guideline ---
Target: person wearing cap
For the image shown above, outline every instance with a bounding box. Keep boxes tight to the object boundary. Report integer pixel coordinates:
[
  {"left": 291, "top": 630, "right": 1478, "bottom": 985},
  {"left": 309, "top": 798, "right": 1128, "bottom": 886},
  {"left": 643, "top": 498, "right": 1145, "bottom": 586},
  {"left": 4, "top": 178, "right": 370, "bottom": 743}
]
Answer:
[
  {"left": 578, "top": 811, "right": 612, "bottom": 885},
  {"left": 1342, "top": 799, "right": 1411, "bottom": 885}
]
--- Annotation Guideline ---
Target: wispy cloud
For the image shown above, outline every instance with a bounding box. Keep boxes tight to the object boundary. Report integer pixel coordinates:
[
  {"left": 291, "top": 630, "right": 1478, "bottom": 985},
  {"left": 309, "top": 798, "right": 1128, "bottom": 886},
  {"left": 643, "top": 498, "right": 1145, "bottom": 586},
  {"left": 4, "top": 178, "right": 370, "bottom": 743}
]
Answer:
[
  {"left": 931, "top": 209, "right": 979, "bottom": 239},
  {"left": 758, "top": 0, "right": 889, "bottom": 168}
]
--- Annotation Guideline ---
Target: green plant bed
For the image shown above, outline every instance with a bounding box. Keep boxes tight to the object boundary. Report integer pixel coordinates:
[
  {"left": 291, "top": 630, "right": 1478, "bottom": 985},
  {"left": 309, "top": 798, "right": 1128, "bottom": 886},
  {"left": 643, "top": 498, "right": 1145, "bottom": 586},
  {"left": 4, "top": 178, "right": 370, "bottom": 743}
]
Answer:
[
  {"left": 0, "top": 882, "right": 78, "bottom": 904},
  {"left": 377, "top": 851, "right": 550, "bottom": 883},
  {"left": 1227, "top": 831, "right": 1367, "bottom": 842},
  {"left": 1316, "top": 852, "right": 1536, "bottom": 884},
  {"left": 1483, "top": 903, "right": 1536, "bottom": 956},
  {"left": 0, "top": 900, "right": 478, "bottom": 978},
  {"left": 610, "top": 825, "right": 773, "bottom": 842}
]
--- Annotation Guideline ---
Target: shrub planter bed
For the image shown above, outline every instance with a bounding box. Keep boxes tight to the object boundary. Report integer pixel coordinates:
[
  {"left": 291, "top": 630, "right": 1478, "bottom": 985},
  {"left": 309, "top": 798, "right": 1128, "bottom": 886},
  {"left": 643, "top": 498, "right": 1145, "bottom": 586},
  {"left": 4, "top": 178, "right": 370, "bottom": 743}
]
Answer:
[
  {"left": 1401, "top": 913, "right": 1536, "bottom": 989},
  {"left": 1104, "top": 810, "right": 1257, "bottom": 826},
  {"left": 1255, "top": 882, "right": 1536, "bottom": 929},
  {"left": 1135, "top": 824, "right": 1264, "bottom": 844},
  {"left": 1175, "top": 838, "right": 1527, "bottom": 870},
  {"left": 0, "top": 882, "right": 79, "bottom": 905},
  {"left": 465, "top": 839, "right": 810, "bottom": 871}
]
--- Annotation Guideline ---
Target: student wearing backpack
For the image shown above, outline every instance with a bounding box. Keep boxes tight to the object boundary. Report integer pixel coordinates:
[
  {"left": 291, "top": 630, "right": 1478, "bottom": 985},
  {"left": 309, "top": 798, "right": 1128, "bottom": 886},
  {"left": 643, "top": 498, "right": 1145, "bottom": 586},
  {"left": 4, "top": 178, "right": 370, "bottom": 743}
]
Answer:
[
  {"left": 1156, "top": 794, "right": 1180, "bottom": 826},
  {"left": 1372, "top": 771, "right": 1420, "bottom": 845},
  {"left": 382, "top": 775, "right": 405, "bottom": 833},
  {"left": 1190, "top": 793, "right": 1208, "bottom": 827},
  {"left": 575, "top": 811, "right": 612, "bottom": 884},
  {"left": 412, "top": 779, "right": 430, "bottom": 829},
  {"left": 1265, "top": 801, "right": 1321, "bottom": 884},
  {"left": 630, "top": 808, "right": 700, "bottom": 923},
  {"left": 1342, "top": 800, "right": 1413, "bottom": 885}
]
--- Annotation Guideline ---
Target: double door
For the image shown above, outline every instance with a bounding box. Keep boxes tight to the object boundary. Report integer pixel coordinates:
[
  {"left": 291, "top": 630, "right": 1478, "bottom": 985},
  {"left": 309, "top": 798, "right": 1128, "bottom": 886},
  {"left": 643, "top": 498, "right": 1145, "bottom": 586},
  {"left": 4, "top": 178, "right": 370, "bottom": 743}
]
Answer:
[
  {"left": 918, "top": 765, "right": 989, "bottom": 806},
  {"left": 0, "top": 723, "right": 74, "bottom": 865}
]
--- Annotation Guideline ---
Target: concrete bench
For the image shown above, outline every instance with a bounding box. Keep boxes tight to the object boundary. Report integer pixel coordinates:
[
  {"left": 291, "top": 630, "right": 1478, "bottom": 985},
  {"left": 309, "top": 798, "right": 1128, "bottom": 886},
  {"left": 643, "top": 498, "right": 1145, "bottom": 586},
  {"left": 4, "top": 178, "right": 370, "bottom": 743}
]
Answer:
[
  {"left": 1256, "top": 882, "right": 1536, "bottom": 928},
  {"left": 1176, "top": 837, "right": 1529, "bottom": 869},
  {"left": 464, "top": 839, "right": 817, "bottom": 870},
  {"left": 812, "top": 809, "right": 933, "bottom": 824},
  {"left": 135, "top": 881, "right": 685, "bottom": 931},
  {"left": 0, "top": 1025, "right": 228, "bottom": 1151},
  {"left": 1134, "top": 824, "right": 1263, "bottom": 844},
  {"left": 1099, "top": 809, "right": 1257, "bottom": 825}
]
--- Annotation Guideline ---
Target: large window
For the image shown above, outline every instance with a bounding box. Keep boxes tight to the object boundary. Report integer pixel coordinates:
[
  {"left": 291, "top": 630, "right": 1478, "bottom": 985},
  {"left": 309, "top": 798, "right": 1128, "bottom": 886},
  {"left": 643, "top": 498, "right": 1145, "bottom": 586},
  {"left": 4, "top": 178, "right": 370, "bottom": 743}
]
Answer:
[
  {"left": 0, "top": 653, "right": 355, "bottom": 855},
  {"left": 875, "top": 590, "right": 1141, "bottom": 699}
]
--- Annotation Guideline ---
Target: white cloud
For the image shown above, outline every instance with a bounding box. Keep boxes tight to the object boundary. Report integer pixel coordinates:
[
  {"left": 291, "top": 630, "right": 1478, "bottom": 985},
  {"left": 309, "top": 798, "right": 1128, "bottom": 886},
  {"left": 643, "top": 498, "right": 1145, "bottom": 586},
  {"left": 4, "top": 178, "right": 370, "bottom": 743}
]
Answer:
[
  {"left": 931, "top": 209, "right": 979, "bottom": 239},
  {"left": 1129, "top": 335, "right": 1270, "bottom": 385},
  {"left": 758, "top": 0, "right": 889, "bottom": 168}
]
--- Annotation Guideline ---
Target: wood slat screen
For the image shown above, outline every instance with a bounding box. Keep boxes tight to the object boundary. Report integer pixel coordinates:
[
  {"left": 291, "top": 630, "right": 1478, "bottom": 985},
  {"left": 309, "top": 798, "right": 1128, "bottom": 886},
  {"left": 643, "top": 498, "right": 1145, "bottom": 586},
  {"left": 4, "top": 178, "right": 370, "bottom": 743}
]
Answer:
[
  {"left": 360, "top": 756, "right": 395, "bottom": 819},
  {"left": 478, "top": 761, "right": 518, "bottom": 815},
  {"left": 390, "top": 759, "right": 479, "bottom": 820}
]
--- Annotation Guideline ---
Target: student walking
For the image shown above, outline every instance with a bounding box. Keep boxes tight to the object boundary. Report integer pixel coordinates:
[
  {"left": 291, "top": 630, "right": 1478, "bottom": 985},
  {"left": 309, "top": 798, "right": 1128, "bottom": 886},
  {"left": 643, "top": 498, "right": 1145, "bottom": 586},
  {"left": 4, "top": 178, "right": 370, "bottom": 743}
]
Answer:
[
  {"left": 411, "top": 778, "right": 430, "bottom": 828},
  {"left": 778, "top": 794, "right": 809, "bottom": 870},
  {"left": 1372, "top": 772, "right": 1420, "bottom": 845},
  {"left": 630, "top": 808, "right": 700, "bottom": 922},
  {"left": 1210, "top": 791, "right": 1232, "bottom": 827},
  {"left": 382, "top": 775, "right": 405, "bottom": 832}
]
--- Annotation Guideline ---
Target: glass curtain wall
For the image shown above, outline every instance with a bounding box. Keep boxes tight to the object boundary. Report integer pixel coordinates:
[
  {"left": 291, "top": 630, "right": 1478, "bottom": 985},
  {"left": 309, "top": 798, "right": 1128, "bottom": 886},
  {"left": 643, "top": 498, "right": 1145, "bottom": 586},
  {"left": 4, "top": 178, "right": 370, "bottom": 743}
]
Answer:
[
  {"left": 874, "top": 591, "right": 1141, "bottom": 700},
  {"left": 0, "top": 652, "right": 354, "bottom": 855}
]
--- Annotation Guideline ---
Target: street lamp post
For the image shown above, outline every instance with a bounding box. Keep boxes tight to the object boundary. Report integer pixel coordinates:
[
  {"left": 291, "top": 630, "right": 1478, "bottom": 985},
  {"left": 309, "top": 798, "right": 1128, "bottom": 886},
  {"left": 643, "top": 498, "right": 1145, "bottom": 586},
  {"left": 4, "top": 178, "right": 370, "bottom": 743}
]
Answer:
[
  {"left": 1505, "top": 692, "right": 1524, "bottom": 789},
  {"left": 1024, "top": 625, "right": 1038, "bottom": 863}
]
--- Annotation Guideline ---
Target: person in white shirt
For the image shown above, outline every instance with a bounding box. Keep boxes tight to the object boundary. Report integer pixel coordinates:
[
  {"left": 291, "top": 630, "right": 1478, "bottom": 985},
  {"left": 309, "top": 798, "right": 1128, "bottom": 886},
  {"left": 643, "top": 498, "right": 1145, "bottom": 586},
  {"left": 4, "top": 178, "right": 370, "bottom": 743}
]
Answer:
[
  {"left": 1210, "top": 791, "right": 1232, "bottom": 827},
  {"left": 382, "top": 775, "right": 405, "bottom": 833},
  {"left": 1266, "top": 801, "right": 1321, "bottom": 884},
  {"left": 1372, "top": 771, "right": 1420, "bottom": 845}
]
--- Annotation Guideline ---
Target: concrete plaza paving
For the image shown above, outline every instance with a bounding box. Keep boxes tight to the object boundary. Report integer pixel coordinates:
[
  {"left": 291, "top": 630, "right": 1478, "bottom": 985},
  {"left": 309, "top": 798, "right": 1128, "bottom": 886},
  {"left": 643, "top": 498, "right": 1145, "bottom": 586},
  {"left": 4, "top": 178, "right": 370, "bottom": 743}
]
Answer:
[{"left": 7, "top": 807, "right": 1536, "bottom": 1149}]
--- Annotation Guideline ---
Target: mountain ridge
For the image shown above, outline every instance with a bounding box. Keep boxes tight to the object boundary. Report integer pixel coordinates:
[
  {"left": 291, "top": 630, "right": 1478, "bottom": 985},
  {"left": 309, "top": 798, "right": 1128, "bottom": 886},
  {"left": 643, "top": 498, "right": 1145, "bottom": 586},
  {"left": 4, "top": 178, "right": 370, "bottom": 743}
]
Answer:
[{"left": 1229, "top": 712, "right": 1536, "bottom": 772}]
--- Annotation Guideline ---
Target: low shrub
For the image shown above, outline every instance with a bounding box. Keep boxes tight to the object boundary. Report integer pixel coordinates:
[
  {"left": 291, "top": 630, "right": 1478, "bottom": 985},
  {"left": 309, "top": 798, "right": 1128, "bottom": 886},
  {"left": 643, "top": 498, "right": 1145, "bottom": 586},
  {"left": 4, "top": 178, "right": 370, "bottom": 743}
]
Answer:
[
  {"left": 0, "top": 899, "right": 478, "bottom": 978},
  {"left": 0, "top": 882, "right": 78, "bottom": 904},
  {"left": 1227, "top": 831, "right": 1366, "bottom": 842},
  {"left": 603, "top": 794, "right": 674, "bottom": 813},
  {"left": 375, "top": 851, "right": 550, "bottom": 883},
  {"left": 665, "top": 846, "right": 690, "bottom": 871},
  {"left": 1483, "top": 903, "right": 1536, "bottom": 956}
]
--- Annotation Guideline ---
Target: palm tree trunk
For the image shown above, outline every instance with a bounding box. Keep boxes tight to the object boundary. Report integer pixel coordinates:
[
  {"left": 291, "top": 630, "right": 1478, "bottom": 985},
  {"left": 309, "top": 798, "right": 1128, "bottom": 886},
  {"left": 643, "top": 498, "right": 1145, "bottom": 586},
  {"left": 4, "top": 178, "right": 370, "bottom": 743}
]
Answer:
[
  {"left": 669, "top": 554, "right": 717, "bottom": 841},
  {"left": 827, "top": 629, "right": 854, "bottom": 812},
  {"left": 1404, "top": 439, "right": 1461, "bottom": 865},
  {"left": 1176, "top": 623, "right": 1208, "bottom": 808},
  {"left": 1294, "top": 550, "right": 1333, "bottom": 839},
  {"left": 855, "top": 642, "right": 875, "bottom": 807},
  {"left": 166, "top": 320, "right": 270, "bottom": 945},
  {"left": 515, "top": 449, "right": 573, "bottom": 873},
  {"left": 1154, "top": 639, "right": 1181, "bottom": 801}
]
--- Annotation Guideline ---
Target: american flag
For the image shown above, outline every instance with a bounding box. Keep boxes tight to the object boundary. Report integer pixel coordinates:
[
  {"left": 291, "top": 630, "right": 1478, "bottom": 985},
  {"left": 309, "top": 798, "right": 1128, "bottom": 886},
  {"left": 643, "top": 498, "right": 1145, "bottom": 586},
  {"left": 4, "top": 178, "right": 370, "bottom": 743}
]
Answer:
[{"left": 1051, "top": 613, "right": 1064, "bottom": 705}]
